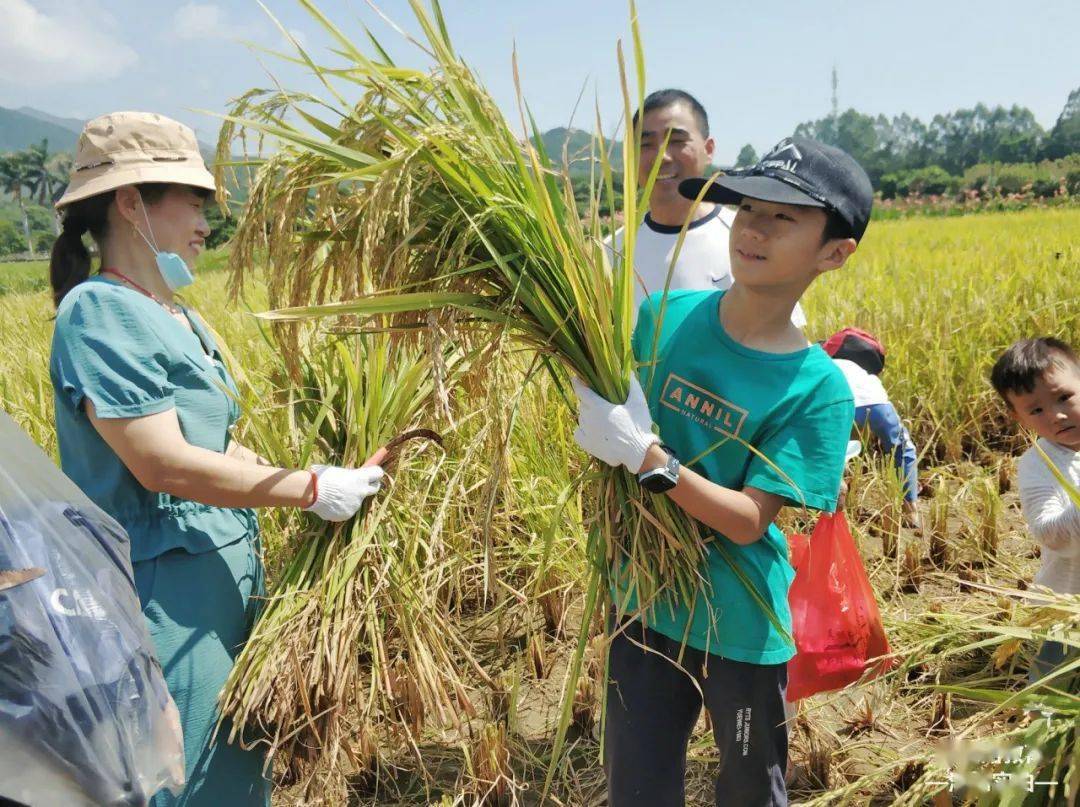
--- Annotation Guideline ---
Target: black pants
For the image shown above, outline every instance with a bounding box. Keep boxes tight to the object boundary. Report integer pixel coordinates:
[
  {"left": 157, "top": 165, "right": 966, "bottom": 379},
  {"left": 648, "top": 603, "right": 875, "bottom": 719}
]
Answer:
[{"left": 603, "top": 620, "right": 789, "bottom": 807}]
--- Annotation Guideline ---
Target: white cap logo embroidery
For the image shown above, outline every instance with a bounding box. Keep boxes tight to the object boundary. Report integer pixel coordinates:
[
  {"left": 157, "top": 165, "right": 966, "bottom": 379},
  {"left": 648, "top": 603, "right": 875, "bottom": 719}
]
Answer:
[{"left": 760, "top": 139, "right": 802, "bottom": 174}]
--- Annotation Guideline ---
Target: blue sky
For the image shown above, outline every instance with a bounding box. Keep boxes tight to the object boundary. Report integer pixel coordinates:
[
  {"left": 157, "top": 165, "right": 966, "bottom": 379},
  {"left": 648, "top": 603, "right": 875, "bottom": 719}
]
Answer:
[{"left": 1, "top": 0, "right": 1076, "bottom": 164}]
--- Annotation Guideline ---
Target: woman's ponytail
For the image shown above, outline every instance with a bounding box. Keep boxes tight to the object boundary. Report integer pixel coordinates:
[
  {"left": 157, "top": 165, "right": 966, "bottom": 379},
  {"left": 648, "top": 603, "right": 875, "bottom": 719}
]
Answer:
[
  {"left": 50, "top": 191, "right": 114, "bottom": 308},
  {"left": 50, "top": 218, "right": 91, "bottom": 308}
]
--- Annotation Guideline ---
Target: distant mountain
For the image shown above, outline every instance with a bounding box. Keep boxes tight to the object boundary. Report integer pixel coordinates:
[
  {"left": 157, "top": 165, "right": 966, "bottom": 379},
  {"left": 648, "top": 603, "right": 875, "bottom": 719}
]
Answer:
[
  {"left": 1, "top": 106, "right": 217, "bottom": 161},
  {"left": 538, "top": 127, "right": 624, "bottom": 174},
  {"left": 0, "top": 106, "right": 80, "bottom": 153},
  {"left": 16, "top": 106, "right": 84, "bottom": 135}
]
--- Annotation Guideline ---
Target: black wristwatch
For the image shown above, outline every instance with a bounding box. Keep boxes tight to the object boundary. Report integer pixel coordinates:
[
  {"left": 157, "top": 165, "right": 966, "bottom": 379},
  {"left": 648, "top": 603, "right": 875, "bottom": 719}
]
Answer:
[{"left": 638, "top": 444, "right": 680, "bottom": 493}]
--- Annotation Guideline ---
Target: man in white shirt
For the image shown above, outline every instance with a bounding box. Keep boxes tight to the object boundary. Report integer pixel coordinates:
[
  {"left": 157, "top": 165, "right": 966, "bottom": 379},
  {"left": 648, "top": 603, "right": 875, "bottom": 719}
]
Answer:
[{"left": 607, "top": 88, "right": 805, "bottom": 326}]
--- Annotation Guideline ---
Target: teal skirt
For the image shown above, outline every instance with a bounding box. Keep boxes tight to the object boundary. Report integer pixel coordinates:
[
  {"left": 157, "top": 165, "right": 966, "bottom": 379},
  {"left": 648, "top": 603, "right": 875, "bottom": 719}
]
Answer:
[{"left": 134, "top": 535, "right": 271, "bottom": 807}]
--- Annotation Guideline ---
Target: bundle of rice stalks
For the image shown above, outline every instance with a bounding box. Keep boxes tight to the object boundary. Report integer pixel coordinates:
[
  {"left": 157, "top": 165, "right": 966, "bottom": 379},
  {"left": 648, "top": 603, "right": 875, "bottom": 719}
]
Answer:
[{"left": 217, "top": 332, "right": 484, "bottom": 783}]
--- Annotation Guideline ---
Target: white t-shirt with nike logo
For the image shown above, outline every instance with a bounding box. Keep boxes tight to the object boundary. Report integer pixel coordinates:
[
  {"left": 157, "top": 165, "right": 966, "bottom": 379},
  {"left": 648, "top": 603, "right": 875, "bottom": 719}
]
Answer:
[{"left": 606, "top": 205, "right": 807, "bottom": 327}]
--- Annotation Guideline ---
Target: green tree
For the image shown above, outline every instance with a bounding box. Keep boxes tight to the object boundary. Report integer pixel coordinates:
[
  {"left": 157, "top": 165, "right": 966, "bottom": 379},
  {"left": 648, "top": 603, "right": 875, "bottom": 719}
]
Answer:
[
  {"left": 26, "top": 203, "right": 54, "bottom": 231},
  {"left": 878, "top": 165, "right": 955, "bottom": 198},
  {"left": 1042, "top": 87, "right": 1080, "bottom": 160},
  {"left": 795, "top": 109, "right": 887, "bottom": 181},
  {"left": 22, "top": 139, "right": 51, "bottom": 206},
  {"left": 927, "top": 104, "right": 1044, "bottom": 173},
  {"left": 905, "top": 165, "right": 955, "bottom": 196},
  {"left": 0, "top": 152, "right": 34, "bottom": 254},
  {"left": 735, "top": 144, "right": 758, "bottom": 167},
  {"left": 795, "top": 109, "right": 878, "bottom": 161},
  {"left": 205, "top": 204, "right": 237, "bottom": 249},
  {"left": 794, "top": 103, "right": 1048, "bottom": 183},
  {"left": 0, "top": 219, "right": 23, "bottom": 255},
  {"left": 878, "top": 113, "right": 933, "bottom": 170},
  {"left": 26, "top": 203, "right": 57, "bottom": 251},
  {"left": 47, "top": 153, "right": 73, "bottom": 200}
]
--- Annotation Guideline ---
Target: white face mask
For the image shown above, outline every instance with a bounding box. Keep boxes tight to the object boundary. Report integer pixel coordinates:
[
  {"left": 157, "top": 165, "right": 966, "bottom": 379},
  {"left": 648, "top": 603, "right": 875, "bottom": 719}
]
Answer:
[{"left": 133, "top": 195, "right": 194, "bottom": 291}]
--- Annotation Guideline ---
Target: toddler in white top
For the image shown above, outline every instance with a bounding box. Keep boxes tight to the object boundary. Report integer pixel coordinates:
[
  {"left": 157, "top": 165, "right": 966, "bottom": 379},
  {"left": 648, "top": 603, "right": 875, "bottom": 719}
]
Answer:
[{"left": 990, "top": 337, "right": 1080, "bottom": 682}]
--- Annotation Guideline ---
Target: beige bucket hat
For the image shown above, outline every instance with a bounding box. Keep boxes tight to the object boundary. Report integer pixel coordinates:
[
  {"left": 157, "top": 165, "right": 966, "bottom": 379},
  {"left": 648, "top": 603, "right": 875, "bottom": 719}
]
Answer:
[{"left": 55, "top": 111, "right": 217, "bottom": 210}]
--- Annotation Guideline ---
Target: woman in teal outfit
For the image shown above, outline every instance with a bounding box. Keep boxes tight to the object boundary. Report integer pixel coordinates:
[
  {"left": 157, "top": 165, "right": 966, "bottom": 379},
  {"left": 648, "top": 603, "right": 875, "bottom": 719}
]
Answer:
[{"left": 48, "top": 111, "right": 387, "bottom": 806}]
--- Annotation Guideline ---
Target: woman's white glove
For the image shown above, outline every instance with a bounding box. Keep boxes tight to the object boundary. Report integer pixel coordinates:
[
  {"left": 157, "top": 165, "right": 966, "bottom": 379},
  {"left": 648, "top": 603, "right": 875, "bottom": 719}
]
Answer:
[
  {"left": 304, "top": 464, "right": 385, "bottom": 522},
  {"left": 571, "top": 376, "right": 660, "bottom": 472}
]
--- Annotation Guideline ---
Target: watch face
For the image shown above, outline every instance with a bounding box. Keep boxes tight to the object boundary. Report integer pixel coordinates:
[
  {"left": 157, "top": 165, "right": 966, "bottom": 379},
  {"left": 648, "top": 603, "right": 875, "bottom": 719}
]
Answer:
[
  {"left": 640, "top": 467, "right": 678, "bottom": 493},
  {"left": 639, "top": 448, "right": 680, "bottom": 493}
]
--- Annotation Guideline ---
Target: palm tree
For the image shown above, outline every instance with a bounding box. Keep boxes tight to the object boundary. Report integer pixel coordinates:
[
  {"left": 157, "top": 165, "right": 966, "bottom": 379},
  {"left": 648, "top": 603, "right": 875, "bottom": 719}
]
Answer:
[
  {"left": 23, "top": 139, "right": 50, "bottom": 207},
  {"left": 47, "top": 152, "right": 72, "bottom": 197},
  {"left": 0, "top": 152, "right": 34, "bottom": 255},
  {"left": 45, "top": 151, "right": 72, "bottom": 234}
]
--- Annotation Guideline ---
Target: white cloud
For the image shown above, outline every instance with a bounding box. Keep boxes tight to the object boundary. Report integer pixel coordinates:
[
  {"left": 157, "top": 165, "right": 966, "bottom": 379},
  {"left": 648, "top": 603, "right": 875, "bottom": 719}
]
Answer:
[
  {"left": 173, "top": 4, "right": 299, "bottom": 51},
  {"left": 173, "top": 3, "right": 241, "bottom": 40},
  {"left": 0, "top": 0, "right": 137, "bottom": 85}
]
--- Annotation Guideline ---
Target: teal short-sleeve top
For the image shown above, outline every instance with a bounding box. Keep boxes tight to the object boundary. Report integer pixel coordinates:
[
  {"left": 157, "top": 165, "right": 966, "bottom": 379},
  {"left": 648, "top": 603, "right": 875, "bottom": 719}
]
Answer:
[
  {"left": 627, "top": 289, "right": 855, "bottom": 664},
  {"left": 49, "top": 276, "right": 258, "bottom": 562}
]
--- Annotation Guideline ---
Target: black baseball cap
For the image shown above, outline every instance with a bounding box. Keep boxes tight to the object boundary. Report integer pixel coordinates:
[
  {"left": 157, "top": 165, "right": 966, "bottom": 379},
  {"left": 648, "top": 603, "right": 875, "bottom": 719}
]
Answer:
[{"left": 678, "top": 136, "right": 874, "bottom": 241}]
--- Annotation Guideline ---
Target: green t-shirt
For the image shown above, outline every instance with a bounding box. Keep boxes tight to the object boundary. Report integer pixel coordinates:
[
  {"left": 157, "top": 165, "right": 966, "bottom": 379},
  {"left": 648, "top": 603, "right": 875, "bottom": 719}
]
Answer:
[
  {"left": 50, "top": 277, "right": 258, "bottom": 562},
  {"left": 626, "top": 289, "right": 854, "bottom": 664}
]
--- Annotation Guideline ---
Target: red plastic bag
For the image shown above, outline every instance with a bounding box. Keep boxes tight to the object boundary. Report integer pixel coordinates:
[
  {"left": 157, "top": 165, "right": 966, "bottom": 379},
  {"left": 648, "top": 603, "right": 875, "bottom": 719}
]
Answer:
[{"left": 786, "top": 511, "right": 894, "bottom": 701}]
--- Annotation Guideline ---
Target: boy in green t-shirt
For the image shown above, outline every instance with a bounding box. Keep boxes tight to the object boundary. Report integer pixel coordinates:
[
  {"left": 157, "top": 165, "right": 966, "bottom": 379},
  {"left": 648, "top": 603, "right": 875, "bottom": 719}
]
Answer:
[{"left": 571, "top": 137, "right": 872, "bottom": 806}]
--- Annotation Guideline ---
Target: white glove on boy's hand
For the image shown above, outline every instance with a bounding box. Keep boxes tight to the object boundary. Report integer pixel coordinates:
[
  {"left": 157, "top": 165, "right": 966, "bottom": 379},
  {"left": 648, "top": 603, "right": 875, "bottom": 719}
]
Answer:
[
  {"left": 571, "top": 376, "right": 660, "bottom": 472},
  {"left": 304, "top": 464, "right": 385, "bottom": 522}
]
